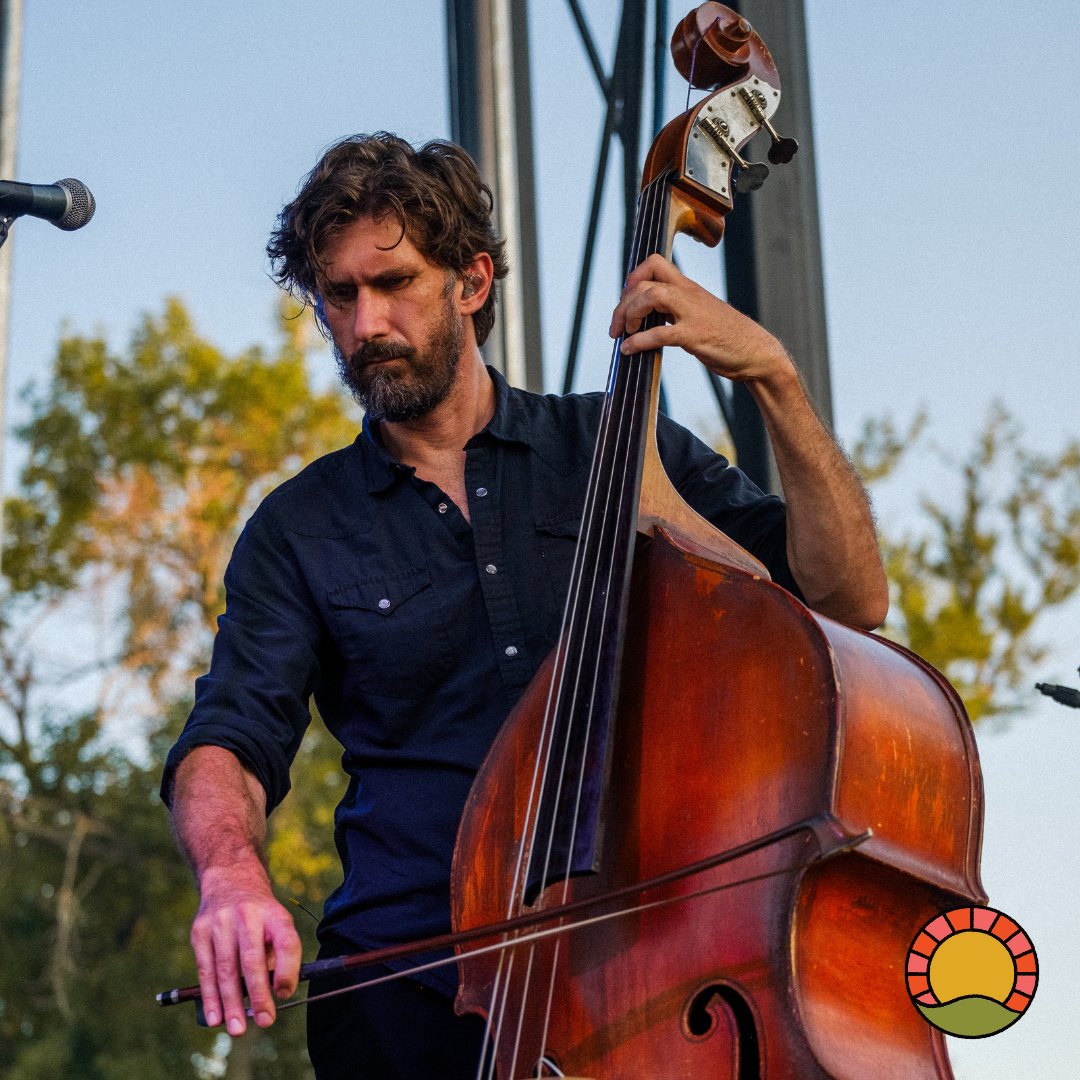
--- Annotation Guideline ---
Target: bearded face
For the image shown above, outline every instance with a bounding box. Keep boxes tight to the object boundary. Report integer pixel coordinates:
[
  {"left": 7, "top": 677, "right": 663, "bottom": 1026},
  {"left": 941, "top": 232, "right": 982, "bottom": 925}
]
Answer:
[{"left": 335, "top": 285, "right": 466, "bottom": 423}]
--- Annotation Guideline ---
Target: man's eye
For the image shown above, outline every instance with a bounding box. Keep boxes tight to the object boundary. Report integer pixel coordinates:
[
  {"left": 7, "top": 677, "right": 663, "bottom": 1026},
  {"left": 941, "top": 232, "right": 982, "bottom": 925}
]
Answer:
[{"left": 324, "top": 287, "right": 355, "bottom": 307}]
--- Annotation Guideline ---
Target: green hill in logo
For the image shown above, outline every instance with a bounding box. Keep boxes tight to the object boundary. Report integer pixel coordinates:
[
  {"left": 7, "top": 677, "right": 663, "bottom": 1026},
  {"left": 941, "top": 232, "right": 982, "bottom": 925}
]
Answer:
[{"left": 916, "top": 995, "right": 1022, "bottom": 1038}]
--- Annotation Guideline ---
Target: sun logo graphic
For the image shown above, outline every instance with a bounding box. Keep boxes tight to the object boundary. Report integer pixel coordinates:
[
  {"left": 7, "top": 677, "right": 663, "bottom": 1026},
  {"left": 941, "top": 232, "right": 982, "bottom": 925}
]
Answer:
[{"left": 906, "top": 905, "right": 1038, "bottom": 1038}]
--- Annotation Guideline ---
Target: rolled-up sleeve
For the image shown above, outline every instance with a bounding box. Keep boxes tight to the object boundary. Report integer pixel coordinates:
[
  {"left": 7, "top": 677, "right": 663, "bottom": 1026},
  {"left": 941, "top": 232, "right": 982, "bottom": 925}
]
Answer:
[{"left": 160, "top": 507, "right": 323, "bottom": 813}]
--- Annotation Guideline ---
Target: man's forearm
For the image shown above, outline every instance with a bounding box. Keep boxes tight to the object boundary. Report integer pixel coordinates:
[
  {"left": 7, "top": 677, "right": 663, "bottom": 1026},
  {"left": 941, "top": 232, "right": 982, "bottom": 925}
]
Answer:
[
  {"left": 171, "top": 745, "right": 270, "bottom": 884},
  {"left": 170, "top": 745, "right": 301, "bottom": 1034},
  {"left": 609, "top": 255, "right": 889, "bottom": 629},
  {"left": 749, "top": 362, "right": 889, "bottom": 630}
]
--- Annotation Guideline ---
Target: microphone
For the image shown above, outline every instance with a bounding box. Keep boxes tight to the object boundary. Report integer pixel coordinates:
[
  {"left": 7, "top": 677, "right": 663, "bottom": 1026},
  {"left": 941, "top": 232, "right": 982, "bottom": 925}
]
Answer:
[
  {"left": 1036, "top": 682, "right": 1080, "bottom": 710},
  {"left": 0, "top": 178, "right": 96, "bottom": 231}
]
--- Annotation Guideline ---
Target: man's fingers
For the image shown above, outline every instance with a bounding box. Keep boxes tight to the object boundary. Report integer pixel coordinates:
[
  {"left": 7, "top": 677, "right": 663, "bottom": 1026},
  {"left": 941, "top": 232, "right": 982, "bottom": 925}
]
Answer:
[
  {"left": 268, "top": 918, "right": 304, "bottom": 1000},
  {"left": 610, "top": 282, "right": 677, "bottom": 340},
  {"left": 209, "top": 917, "right": 252, "bottom": 1036},
  {"left": 622, "top": 253, "right": 681, "bottom": 290},
  {"left": 234, "top": 914, "right": 278, "bottom": 1029},
  {"left": 613, "top": 255, "right": 684, "bottom": 330},
  {"left": 189, "top": 883, "right": 300, "bottom": 1033},
  {"left": 620, "top": 322, "right": 678, "bottom": 356},
  {"left": 191, "top": 918, "right": 223, "bottom": 1029}
]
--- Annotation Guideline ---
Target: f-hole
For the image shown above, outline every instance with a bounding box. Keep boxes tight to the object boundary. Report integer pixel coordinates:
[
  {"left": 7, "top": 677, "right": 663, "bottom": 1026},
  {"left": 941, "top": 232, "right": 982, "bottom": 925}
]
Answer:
[{"left": 684, "top": 984, "right": 761, "bottom": 1080}]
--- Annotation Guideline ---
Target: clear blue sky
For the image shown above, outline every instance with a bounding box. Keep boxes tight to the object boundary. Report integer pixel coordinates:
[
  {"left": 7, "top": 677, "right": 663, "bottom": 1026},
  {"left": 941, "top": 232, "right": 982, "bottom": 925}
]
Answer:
[{"left": 6, "top": 3, "right": 1078, "bottom": 1075}]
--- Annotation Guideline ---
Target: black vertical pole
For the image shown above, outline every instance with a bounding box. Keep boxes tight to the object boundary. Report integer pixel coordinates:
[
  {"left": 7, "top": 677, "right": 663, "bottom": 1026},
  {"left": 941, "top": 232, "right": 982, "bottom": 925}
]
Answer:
[
  {"left": 722, "top": 201, "right": 772, "bottom": 490},
  {"left": 612, "top": 0, "right": 647, "bottom": 279},
  {"left": 445, "top": 0, "right": 482, "bottom": 161},
  {"left": 722, "top": 0, "right": 834, "bottom": 492}
]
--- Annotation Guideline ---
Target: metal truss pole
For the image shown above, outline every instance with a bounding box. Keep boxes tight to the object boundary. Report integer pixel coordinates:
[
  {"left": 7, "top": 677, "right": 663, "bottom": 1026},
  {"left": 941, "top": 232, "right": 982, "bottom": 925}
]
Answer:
[
  {"left": 560, "top": 0, "right": 649, "bottom": 396},
  {"left": 447, "top": 0, "right": 831, "bottom": 491},
  {"left": 723, "top": 0, "right": 833, "bottom": 492},
  {"left": 445, "top": 0, "right": 544, "bottom": 393},
  {"left": 554, "top": 0, "right": 830, "bottom": 497}
]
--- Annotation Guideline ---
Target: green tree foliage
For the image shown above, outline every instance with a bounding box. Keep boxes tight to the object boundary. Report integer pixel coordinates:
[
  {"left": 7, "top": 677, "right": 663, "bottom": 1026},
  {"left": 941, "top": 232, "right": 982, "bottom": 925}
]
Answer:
[
  {"left": 852, "top": 407, "right": 1080, "bottom": 722},
  {"left": 0, "top": 300, "right": 355, "bottom": 1078}
]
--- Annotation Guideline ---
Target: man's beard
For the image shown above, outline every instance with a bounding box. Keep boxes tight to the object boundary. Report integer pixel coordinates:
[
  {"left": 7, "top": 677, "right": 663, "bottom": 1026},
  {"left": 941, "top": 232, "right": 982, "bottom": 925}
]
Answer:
[{"left": 336, "top": 297, "right": 466, "bottom": 423}]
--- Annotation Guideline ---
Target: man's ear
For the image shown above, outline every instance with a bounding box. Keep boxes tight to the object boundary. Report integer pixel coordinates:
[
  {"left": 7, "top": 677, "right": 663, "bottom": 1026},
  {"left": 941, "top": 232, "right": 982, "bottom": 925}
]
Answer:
[{"left": 457, "top": 252, "right": 494, "bottom": 314}]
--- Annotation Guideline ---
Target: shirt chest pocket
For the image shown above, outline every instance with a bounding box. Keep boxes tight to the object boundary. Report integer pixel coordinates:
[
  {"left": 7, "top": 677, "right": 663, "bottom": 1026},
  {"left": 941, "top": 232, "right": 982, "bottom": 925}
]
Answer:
[
  {"left": 536, "top": 516, "right": 582, "bottom": 617},
  {"left": 326, "top": 568, "right": 455, "bottom": 700}
]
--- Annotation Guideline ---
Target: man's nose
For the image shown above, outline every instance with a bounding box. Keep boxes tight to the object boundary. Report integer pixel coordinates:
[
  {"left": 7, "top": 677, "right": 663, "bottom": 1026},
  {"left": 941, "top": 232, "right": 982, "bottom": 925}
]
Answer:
[{"left": 352, "top": 291, "right": 390, "bottom": 341}]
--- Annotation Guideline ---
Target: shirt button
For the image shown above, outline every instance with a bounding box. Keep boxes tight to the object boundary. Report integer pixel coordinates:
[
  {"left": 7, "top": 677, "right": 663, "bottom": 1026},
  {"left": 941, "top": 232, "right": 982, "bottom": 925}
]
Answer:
[
  {"left": 504, "top": 645, "right": 518, "bottom": 657},
  {"left": 475, "top": 486, "right": 488, "bottom": 497},
  {"left": 485, "top": 564, "right": 498, "bottom": 575},
  {"left": 378, "top": 598, "right": 391, "bottom": 610},
  {"left": 437, "top": 502, "right": 448, "bottom": 514}
]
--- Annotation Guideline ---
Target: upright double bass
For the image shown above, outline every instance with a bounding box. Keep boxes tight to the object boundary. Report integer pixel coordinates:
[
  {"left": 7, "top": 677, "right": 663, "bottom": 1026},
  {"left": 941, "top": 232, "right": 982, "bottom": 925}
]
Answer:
[{"left": 452, "top": 6, "right": 985, "bottom": 1077}]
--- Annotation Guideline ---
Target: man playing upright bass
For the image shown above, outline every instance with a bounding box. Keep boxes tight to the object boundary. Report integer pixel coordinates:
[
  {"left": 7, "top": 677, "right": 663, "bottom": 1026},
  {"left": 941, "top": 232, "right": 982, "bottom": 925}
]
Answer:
[{"left": 163, "top": 132, "right": 887, "bottom": 1079}]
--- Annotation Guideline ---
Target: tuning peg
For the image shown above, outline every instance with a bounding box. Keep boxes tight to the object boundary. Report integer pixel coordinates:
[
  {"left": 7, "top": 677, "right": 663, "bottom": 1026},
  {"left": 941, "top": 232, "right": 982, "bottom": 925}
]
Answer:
[
  {"left": 735, "top": 162, "right": 769, "bottom": 193},
  {"left": 696, "top": 114, "right": 771, "bottom": 191},
  {"left": 766, "top": 134, "right": 799, "bottom": 165},
  {"left": 738, "top": 87, "right": 799, "bottom": 166}
]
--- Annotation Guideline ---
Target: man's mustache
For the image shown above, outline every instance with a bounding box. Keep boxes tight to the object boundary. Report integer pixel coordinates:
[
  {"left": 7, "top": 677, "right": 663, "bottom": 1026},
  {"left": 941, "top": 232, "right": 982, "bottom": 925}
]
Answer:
[{"left": 348, "top": 340, "right": 415, "bottom": 368}]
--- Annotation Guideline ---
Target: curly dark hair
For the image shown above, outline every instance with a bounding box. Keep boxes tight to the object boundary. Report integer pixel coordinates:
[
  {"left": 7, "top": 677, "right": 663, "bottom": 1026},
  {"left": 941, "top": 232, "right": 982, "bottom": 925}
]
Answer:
[{"left": 267, "top": 133, "right": 509, "bottom": 346}]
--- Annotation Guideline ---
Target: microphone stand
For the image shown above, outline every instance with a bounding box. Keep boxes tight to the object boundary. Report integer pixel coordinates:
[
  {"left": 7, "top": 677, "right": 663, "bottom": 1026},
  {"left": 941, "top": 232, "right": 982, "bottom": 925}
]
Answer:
[{"left": 1035, "top": 666, "right": 1080, "bottom": 710}]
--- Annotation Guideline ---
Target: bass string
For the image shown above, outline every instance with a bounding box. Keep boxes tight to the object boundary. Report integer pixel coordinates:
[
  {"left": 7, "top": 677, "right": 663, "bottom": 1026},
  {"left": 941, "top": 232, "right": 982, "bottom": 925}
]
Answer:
[
  {"left": 488, "top": 175, "right": 668, "bottom": 930},
  {"left": 528, "top": 172, "right": 671, "bottom": 902},
  {"left": 684, "top": 13, "right": 725, "bottom": 112},
  {"left": 516, "top": 178, "right": 657, "bottom": 905},
  {"left": 537, "top": 172, "right": 671, "bottom": 905},
  {"left": 478, "top": 176, "right": 665, "bottom": 1080},
  {"left": 482, "top": 173, "right": 673, "bottom": 1079},
  {"left": 525, "top": 330, "right": 641, "bottom": 888},
  {"left": 532, "top": 175, "right": 671, "bottom": 908},
  {"left": 474, "top": 243, "right": 656, "bottom": 1073},
  {"left": 491, "top": 173, "right": 661, "bottom": 929},
  {"left": 512, "top": 349, "right": 643, "bottom": 1074},
  {"left": 476, "top": 243, "right": 652, "bottom": 1076},
  {"left": 528, "top": 175, "right": 673, "bottom": 1068},
  {"left": 478, "top": 363, "right": 637, "bottom": 1077}
]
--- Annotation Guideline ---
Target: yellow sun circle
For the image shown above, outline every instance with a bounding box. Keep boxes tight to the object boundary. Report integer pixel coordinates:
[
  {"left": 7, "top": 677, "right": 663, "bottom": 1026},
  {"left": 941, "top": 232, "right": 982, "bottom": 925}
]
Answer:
[{"left": 928, "top": 930, "right": 1014, "bottom": 1004}]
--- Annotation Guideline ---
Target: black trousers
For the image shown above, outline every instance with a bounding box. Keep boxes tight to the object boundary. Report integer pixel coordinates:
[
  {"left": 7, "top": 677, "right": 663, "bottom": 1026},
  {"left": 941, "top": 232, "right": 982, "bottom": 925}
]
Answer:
[{"left": 306, "top": 959, "right": 488, "bottom": 1080}]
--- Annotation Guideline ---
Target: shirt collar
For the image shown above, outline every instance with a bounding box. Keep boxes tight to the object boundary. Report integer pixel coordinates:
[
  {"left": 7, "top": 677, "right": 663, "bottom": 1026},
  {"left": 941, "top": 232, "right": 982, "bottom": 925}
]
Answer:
[
  {"left": 470, "top": 366, "right": 535, "bottom": 447},
  {"left": 357, "top": 417, "right": 408, "bottom": 494},
  {"left": 357, "top": 366, "right": 536, "bottom": 494}
]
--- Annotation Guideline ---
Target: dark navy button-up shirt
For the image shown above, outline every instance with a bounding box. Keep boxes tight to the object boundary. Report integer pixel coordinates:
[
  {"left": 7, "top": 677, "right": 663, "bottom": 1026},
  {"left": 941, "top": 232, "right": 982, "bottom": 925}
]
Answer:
[{"left": 162, "top": 368, "right": 797, "bottom": 993}]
